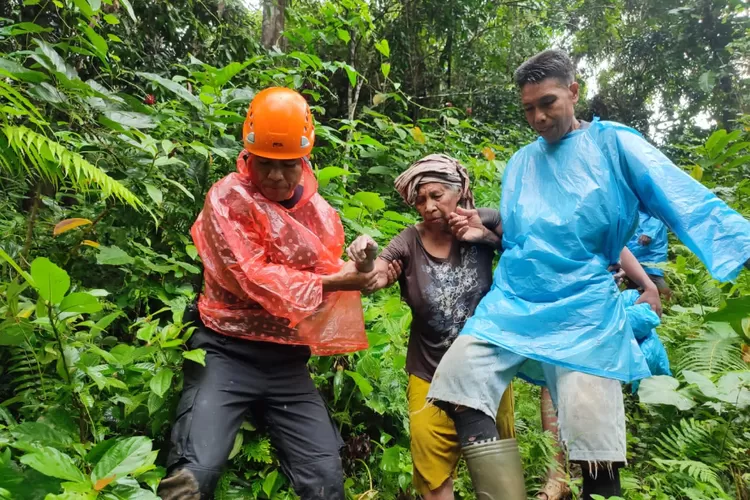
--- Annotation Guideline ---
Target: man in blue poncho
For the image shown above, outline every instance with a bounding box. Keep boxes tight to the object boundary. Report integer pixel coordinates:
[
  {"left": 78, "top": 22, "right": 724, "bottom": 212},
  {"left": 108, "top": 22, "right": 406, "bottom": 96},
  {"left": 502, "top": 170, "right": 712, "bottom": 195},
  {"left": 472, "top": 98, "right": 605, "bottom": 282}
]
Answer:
[
  {"left": 626, "top": 210, "right": 672, "bottom": 299},
  {"left": 427, "top": 49, "right": 750, "bottom": 500}
]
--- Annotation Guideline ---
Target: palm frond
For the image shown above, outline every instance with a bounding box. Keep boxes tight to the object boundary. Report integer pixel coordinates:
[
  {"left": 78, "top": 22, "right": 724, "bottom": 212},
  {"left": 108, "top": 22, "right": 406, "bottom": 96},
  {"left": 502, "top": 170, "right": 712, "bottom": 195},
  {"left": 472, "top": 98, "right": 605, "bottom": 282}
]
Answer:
[{"left": 2, "top": 125, "right": 142, "bottom": 209}]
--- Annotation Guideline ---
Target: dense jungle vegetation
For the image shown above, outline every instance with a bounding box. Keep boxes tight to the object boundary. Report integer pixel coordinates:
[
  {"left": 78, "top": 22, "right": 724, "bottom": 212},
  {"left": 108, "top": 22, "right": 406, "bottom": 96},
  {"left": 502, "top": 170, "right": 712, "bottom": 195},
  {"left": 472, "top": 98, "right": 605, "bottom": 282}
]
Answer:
[{"left": 0, "top": 0, "right": 749, "bottom": 498}]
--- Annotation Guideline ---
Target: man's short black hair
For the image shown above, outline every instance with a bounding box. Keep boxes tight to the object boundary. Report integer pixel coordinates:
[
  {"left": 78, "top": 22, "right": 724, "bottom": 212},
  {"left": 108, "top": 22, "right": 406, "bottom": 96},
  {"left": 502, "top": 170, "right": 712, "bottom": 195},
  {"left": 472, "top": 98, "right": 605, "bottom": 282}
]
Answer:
[{"left": 514, "top": 49, "right": 575, "bottom": 88}]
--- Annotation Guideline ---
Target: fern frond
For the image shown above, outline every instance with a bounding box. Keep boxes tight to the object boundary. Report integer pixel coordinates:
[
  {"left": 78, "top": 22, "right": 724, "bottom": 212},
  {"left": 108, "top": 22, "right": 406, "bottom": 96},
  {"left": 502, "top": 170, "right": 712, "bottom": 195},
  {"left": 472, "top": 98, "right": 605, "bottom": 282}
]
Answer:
[
  {"left": 653, "top": 459, "right": 723, "bottom": 490},
  {"left": 0, "top": 80, "right": 45, "bottom": 124},
  {"left": 2, "top": 125, "right": 142, "bottom": 209},
  {"left": 654, "top": 418, "right": 718, "bottom": 461},
  {"left": 2, "top": 347, "right": 46, "bottom": 410},
  {"left": 675, "top": 326, "right": 745, "bottom": 375}
]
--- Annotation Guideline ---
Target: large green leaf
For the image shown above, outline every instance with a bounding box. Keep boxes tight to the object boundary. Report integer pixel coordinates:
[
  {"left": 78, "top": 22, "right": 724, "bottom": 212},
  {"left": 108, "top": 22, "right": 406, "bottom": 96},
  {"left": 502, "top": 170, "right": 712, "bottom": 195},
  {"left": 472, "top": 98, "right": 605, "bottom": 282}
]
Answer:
[
  {"left": 0, "top": 322, "right": 28, "bottom": 346},
  {"left": 144, "top": 183, "right": 163, "bottom": 206},
  {"left": 33, "top": 39, "right": 71, "bottom": 77},
  {"left": 682, "top": 370, "right": 718, "bottom": 399},
  {"left": 106, "top": 484, "right": 160, "bottom": 499},
  {"left": 182, "top": 349, "right": 206, "bottom": 366},
  {"left": 149, "top": 368, "right": 174, "bottom": 397},
  {"left": 704, "top": 298, "right": 750, "bottom": 337},
  {"left": 30, "top": 258, "right": 70, "bottom": 305},
  {"left": 59, "top": 292, "right": 102, "bottom": 315},
  {"left": 136, "top": 72, "right": 204, "bottom": 110},
  {"left": 262, "top": 470, "right": 280, "bottom": 498},
  {"left": 119, "top": 0, "right": 137, "bottom": 21},
  {"left": 19, "top": 447, "right": 86, "bottom": 483},
  {"left": 97, "top": 246, "right": 134, "bottom": 266},
  {"left": 379, "top": 446, "right": 402, "bottom": 472},
  {"left": 71, "top": 0, "right": 94, "bottom": 17},
  {"left": 715, "top": 371, "right": 750, "bottom": 408},
  {"left": 352, "top": 191, "right": 385, "bottom": 212},
  {"left": 316, "top": 166, "right": 350, "bottom": 187},
  {"left": 103, "top": 111, "right": 156, "bottom": 129},
  {"left": 345, "top": 370, "right": 373, "bottom": 397},
  {"left": 0, "top": 22, "right": 51, "bottom": 36},
  {"left": 375, "top": 39, "right": 390, "bottom": 58},
  {"left": 704, "top": 130, "right": 726, "bottom": 158},
  {"left": 698, "top": 70, "right": 715, "bottom": 93},
  {"left": 91, "top": 436, "right": 153, "bottom": 483},
  {"left": 638, "top": 375, "right": 696, "bottom": 411},
  {"left": 82, "top": 26, "right": 108, "bottom": 59},
  {"left": 0, "top": 57, "right": 48, "bottom": 82},
  {"left": 11, "top": 422, "right": 72, "bottom": 449},
  {"left": 212, "top": 60, "right": 252, "bottom": 87}
]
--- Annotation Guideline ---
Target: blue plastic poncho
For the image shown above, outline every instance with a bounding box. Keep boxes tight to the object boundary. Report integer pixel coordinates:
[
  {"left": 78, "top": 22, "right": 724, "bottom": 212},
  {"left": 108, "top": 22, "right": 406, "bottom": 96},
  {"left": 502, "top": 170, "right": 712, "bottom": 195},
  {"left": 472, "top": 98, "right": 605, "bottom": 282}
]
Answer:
[
  {"left": 620, "top": 291, "right": 671, "bottom": 384},
  {"left": 620, "top": 290, "right": 671, "bottom": 392},
  {"left": 519, "top": 289, "right": 671, "bottom": 387},
  {"left": 626, "top": 211, "right": 668, "bottom": 276},
  {"left": 462, "top": 119, "right": 750, "bottom": 383}
]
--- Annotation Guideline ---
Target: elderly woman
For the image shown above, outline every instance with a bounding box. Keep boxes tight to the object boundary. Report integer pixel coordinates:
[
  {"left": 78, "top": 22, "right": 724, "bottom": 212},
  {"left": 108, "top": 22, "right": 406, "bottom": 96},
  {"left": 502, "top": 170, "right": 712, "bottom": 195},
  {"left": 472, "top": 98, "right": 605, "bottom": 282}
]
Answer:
[
  {"left": 158, "top": 87, "right": 377, "bottom": 500},
  {"left": 348, "top": 154, "right": 515, "bottom": 500}
]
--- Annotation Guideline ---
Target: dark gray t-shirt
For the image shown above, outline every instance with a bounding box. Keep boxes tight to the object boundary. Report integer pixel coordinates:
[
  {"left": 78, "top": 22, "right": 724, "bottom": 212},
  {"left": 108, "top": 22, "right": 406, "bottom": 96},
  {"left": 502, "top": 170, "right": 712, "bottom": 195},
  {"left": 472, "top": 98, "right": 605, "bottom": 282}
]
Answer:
[{"left": 379, "top": 208, "right": 500, "bottom": 382}]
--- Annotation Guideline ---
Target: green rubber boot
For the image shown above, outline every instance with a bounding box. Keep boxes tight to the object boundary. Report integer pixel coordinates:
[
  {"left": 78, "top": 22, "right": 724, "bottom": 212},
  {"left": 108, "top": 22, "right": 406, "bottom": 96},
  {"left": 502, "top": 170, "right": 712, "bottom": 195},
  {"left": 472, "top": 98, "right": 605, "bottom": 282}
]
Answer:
[{"left": 463, "top": 438, "right": 526, "bottom": 500}]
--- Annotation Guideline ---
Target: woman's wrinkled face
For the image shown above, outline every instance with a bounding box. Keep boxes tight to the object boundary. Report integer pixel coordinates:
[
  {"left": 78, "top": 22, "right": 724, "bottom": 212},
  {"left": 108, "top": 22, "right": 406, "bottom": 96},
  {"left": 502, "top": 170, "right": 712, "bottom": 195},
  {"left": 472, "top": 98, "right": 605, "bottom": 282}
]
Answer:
[
  {"left": 251, "top": 155, "right": 303, "bottom": 202},
  {"left": 415, "top": 182, "right": 461, "bottom": 228}
]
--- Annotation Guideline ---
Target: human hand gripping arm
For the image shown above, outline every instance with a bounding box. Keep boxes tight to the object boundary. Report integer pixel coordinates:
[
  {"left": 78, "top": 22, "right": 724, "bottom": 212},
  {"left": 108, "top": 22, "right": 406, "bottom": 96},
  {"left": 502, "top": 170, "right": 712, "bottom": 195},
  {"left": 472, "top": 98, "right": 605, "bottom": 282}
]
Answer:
[
  {"left": 620, "top": 247, "right": 662, "bottom": 316},
  {"left": 448, "top": 207, "right": 503, "bottom": 250},
  {"left": 346, "top": 235, "right": 402, "bottom": 294}
]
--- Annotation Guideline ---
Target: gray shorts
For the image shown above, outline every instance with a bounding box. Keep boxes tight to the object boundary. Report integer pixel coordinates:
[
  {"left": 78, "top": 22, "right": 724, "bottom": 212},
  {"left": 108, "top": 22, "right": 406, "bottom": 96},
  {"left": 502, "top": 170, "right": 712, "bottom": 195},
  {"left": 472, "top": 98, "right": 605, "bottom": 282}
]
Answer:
[{"left": 427, "top": 335, "right": 626, "bottom": 463}]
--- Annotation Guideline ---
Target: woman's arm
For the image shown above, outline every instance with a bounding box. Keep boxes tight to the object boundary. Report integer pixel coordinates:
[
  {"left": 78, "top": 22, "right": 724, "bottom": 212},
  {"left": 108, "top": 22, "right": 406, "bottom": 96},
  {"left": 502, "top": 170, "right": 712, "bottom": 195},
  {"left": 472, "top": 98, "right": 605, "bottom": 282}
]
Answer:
[
  {"left": 620, "top": 247, "right": 662, "bottom": 316},
  {"left": 347, "top": 235, "right": 405, "bottom": 294}
]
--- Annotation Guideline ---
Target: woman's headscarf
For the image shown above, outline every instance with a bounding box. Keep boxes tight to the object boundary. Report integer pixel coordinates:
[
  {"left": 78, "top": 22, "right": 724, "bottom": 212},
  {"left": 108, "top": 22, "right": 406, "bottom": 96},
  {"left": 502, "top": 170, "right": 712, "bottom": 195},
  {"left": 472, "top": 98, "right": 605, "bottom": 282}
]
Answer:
[{"left": 394, "top": 153, "right": 475, "bottom": 209}]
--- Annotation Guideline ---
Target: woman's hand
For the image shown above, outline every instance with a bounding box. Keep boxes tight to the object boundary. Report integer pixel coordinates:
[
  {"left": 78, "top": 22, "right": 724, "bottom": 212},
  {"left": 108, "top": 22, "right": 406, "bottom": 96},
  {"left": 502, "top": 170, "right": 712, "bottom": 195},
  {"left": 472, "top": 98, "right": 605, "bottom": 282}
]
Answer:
[
  {"left": 448, "top": 207, "right": 503, "bottom": 249},
  {"left": 374, "top": 259, "right": 402, "bottom": 291},
  {"left": 323, "top": 260, "right": 379, "bottom": 292},
  {"left": 608, "top": 263, "right": 626, "bottom": 286},
  {"left": 347, "top": 235, "right": 379, "bottom": 271},
  {"left": 448, "top": 207, "right": 487, "bottom": 242},
  {"left": 636, "top": 284, "right": 663, "bottom": 317},
  {"left": 363, "top": 259, "right": 402, "bottom": 295},
  {"left": 638, "top": 235, "right": 652, "bottom": 246}
]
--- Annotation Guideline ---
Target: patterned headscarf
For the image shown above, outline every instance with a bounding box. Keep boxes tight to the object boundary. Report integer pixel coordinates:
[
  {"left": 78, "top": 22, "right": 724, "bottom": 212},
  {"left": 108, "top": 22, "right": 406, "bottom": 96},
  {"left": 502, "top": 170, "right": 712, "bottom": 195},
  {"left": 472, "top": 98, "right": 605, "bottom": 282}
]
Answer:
[{"left": 394, "top": 154, "right": 475, "bottom": 209}]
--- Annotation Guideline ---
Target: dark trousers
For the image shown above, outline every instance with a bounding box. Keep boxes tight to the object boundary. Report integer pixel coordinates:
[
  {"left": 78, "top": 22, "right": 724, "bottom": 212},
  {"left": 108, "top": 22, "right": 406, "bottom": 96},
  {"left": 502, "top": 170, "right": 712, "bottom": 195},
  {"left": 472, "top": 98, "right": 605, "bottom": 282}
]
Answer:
[{"left": 158, "top": 327, "right": 345, "bottom": 500}]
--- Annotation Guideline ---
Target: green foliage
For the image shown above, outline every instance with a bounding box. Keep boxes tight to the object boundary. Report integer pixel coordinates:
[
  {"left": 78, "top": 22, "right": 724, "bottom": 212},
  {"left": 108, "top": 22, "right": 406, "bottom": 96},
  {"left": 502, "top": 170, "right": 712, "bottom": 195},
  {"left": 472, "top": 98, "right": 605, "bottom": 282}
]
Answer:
[{"left": 0, "top": 0, "right": 749, "bottom": 499}]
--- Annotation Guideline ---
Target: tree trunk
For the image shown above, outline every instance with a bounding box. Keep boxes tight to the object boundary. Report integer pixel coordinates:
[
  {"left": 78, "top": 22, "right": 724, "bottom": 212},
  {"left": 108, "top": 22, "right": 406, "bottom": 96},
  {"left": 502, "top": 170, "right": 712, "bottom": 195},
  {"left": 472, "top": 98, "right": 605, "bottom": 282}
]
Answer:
[{"left": 261, "top": 0, "right": 286, "bottom": 51}]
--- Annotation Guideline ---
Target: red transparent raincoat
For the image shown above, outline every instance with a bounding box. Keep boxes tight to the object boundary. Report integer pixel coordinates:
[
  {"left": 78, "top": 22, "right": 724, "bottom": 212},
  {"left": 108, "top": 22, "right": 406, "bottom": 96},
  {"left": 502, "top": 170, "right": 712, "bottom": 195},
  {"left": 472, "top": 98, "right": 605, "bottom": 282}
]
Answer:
[{"left": 191, "top": 151, "right": 368, "bottom": 355}]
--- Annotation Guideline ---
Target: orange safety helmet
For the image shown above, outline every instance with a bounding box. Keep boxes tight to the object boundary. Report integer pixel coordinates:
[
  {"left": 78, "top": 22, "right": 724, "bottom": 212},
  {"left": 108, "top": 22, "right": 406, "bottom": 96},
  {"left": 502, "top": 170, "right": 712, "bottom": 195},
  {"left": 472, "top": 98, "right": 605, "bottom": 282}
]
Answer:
[{"left": 242, "top": 87, "right": 315, "bottom": 160}]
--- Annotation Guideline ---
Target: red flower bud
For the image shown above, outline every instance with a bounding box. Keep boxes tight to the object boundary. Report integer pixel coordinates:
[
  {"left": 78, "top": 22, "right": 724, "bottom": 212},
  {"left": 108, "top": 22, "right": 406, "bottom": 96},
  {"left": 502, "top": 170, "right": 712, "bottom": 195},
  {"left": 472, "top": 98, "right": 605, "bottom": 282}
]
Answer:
[
  {"left": 143, "top": 94, "right": 156, "bottom": 105},
  {"left": 466, "top": 107, "right": 472, "bottom": 116},
  {"left": 445, "top": 102, "right": 453, "bottom": 107}
]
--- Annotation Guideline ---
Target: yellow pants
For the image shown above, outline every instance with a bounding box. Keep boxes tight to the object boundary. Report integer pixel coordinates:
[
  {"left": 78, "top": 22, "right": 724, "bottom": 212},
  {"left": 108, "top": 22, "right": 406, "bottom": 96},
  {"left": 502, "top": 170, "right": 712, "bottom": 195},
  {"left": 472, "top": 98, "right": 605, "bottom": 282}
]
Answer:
[{"left": 407, "top": 374, "right": 515, "bottom": 494}]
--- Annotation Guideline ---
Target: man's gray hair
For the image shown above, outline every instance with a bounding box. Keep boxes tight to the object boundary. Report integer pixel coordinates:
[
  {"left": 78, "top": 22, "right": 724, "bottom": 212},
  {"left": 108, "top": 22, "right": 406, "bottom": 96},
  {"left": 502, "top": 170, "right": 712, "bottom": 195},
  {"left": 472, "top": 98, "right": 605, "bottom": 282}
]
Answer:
[{"left": 514, "top": 49, "right": 575, "bottom": 88}]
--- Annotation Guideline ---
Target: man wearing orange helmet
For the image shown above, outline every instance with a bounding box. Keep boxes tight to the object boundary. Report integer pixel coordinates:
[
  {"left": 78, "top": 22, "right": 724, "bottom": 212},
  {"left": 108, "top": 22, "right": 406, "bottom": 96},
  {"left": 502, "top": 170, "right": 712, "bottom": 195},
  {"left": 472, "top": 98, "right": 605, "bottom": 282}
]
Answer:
[{"left": 158, "top": 87, "right": 383, "bottom": 500}]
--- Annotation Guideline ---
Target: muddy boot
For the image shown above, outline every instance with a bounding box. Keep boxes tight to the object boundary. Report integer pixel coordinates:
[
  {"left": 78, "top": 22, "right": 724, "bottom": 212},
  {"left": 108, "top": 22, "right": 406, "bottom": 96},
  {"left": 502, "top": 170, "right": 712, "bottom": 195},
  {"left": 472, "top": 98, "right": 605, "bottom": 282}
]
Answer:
[
  {"left": 157, "top": 468, "right": 202, "bottom": 500},
  {"left": 463, "top": 438, "right": 526, "bottom": 500}
]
